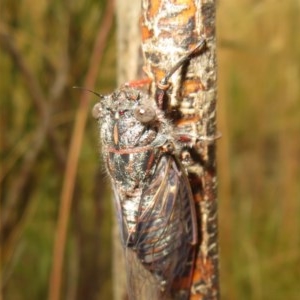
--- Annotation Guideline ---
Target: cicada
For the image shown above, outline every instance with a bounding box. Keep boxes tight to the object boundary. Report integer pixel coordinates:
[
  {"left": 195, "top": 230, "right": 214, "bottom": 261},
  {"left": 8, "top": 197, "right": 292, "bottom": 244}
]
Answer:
[{"left": 92, "top": 39, "right": 206, "bottom": 299}]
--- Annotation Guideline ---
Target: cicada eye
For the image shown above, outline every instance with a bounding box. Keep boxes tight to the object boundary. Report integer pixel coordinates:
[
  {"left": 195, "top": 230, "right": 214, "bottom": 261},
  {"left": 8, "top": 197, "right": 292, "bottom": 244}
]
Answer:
[
  {"left": 134, "top": 105, "right": 156, "bottom": 123},
  {"left": 92, "top": 103, "right": 102, "bottom": 119}
]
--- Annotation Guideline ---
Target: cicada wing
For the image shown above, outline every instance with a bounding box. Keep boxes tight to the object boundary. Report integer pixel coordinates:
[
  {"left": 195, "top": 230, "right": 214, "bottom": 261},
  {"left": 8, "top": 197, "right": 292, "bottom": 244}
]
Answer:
[
  {"left": 111, "top": 184, "right": 127, "bottom": 244},
  {"left": 111, "top": 181, "right": 164, "bottom": 300},
  {"left": 125, "top": 248, "right": 163, "bottom": 300},
  {"left": 125, "top": 155, "right": 197, "bottom": 299}
]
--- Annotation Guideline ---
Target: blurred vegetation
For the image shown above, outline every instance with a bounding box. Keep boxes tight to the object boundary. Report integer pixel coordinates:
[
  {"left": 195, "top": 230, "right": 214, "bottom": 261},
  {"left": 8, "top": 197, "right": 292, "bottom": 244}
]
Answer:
[
  {"left": 0, "top": 0, "right": 299, "bottom": 300},
  {"left": 1, "top": 0, "right": 115, "bottom": 299},
  {"left": 217, "top": 1, "right": 300, "bottom": 300}
]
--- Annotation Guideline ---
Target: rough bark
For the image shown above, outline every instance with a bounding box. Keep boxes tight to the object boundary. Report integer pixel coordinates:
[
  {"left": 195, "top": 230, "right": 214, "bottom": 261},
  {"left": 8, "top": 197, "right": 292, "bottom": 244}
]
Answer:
[{"left": 140, "top": 1, "right": 219, "bottom": 299}]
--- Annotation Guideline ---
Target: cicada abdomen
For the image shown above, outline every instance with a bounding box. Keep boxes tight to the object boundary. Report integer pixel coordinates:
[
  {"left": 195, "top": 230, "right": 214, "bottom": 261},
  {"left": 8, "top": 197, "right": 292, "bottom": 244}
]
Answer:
[{"left": 93, "top": 87, "right": 198, "bottom": 299}]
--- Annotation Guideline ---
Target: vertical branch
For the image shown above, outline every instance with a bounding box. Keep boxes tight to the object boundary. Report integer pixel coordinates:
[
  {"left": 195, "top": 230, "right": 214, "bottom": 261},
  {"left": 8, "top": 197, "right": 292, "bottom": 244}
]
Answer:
[
  {"left": 140, "top": 0, "right": 219, "bottom": 299},
  {"left": 115, "top": 2, "right": 143, "bottom": 299}
]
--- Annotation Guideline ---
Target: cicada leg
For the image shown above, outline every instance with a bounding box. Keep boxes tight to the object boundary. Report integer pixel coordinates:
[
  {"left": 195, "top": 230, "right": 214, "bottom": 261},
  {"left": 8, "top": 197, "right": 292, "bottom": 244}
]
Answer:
[{"left": 155, "top": 38, "right": 207, "bottom": 110}]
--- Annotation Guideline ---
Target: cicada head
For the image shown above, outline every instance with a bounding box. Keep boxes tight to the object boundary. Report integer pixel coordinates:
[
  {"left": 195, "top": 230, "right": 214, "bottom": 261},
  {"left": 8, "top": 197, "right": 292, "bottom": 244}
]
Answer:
[{"left": 93, "top": 86, "right": 173, "bottom": 195}]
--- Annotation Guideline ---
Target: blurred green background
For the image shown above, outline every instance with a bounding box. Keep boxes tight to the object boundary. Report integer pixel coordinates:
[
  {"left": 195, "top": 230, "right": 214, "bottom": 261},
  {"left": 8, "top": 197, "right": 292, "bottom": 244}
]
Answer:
[{"left": 1, "top": 0, "right": 299, "bottom": 299}]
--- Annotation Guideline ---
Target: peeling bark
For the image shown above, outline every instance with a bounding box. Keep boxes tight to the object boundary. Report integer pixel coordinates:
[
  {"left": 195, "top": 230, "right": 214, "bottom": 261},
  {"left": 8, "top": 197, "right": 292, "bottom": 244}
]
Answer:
[{"left": 140, "top": 1, "right": 219, "bottom": 299}]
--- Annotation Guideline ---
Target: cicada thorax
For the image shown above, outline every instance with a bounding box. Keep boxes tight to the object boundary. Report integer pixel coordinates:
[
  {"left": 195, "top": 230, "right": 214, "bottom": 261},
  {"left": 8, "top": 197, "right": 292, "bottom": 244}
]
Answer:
[
  {"left": 98, "top": 88, "right": 166, "bottom": 233},
  {"left": 93, "top": 85, "right": 198, "bottom": 298}
]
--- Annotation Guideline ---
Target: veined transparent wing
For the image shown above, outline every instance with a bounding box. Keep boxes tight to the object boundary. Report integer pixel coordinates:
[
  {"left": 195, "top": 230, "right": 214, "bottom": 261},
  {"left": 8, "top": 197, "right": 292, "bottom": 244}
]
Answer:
[{"left": 124, "top": 154, "right": 198, "bottom": 300}]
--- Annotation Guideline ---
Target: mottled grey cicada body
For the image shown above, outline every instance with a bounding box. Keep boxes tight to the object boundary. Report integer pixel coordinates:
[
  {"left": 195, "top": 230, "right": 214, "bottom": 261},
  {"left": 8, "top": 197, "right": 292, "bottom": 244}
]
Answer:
[{"left": 92, "top": 40, "right": 206, "bottom": 299}]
